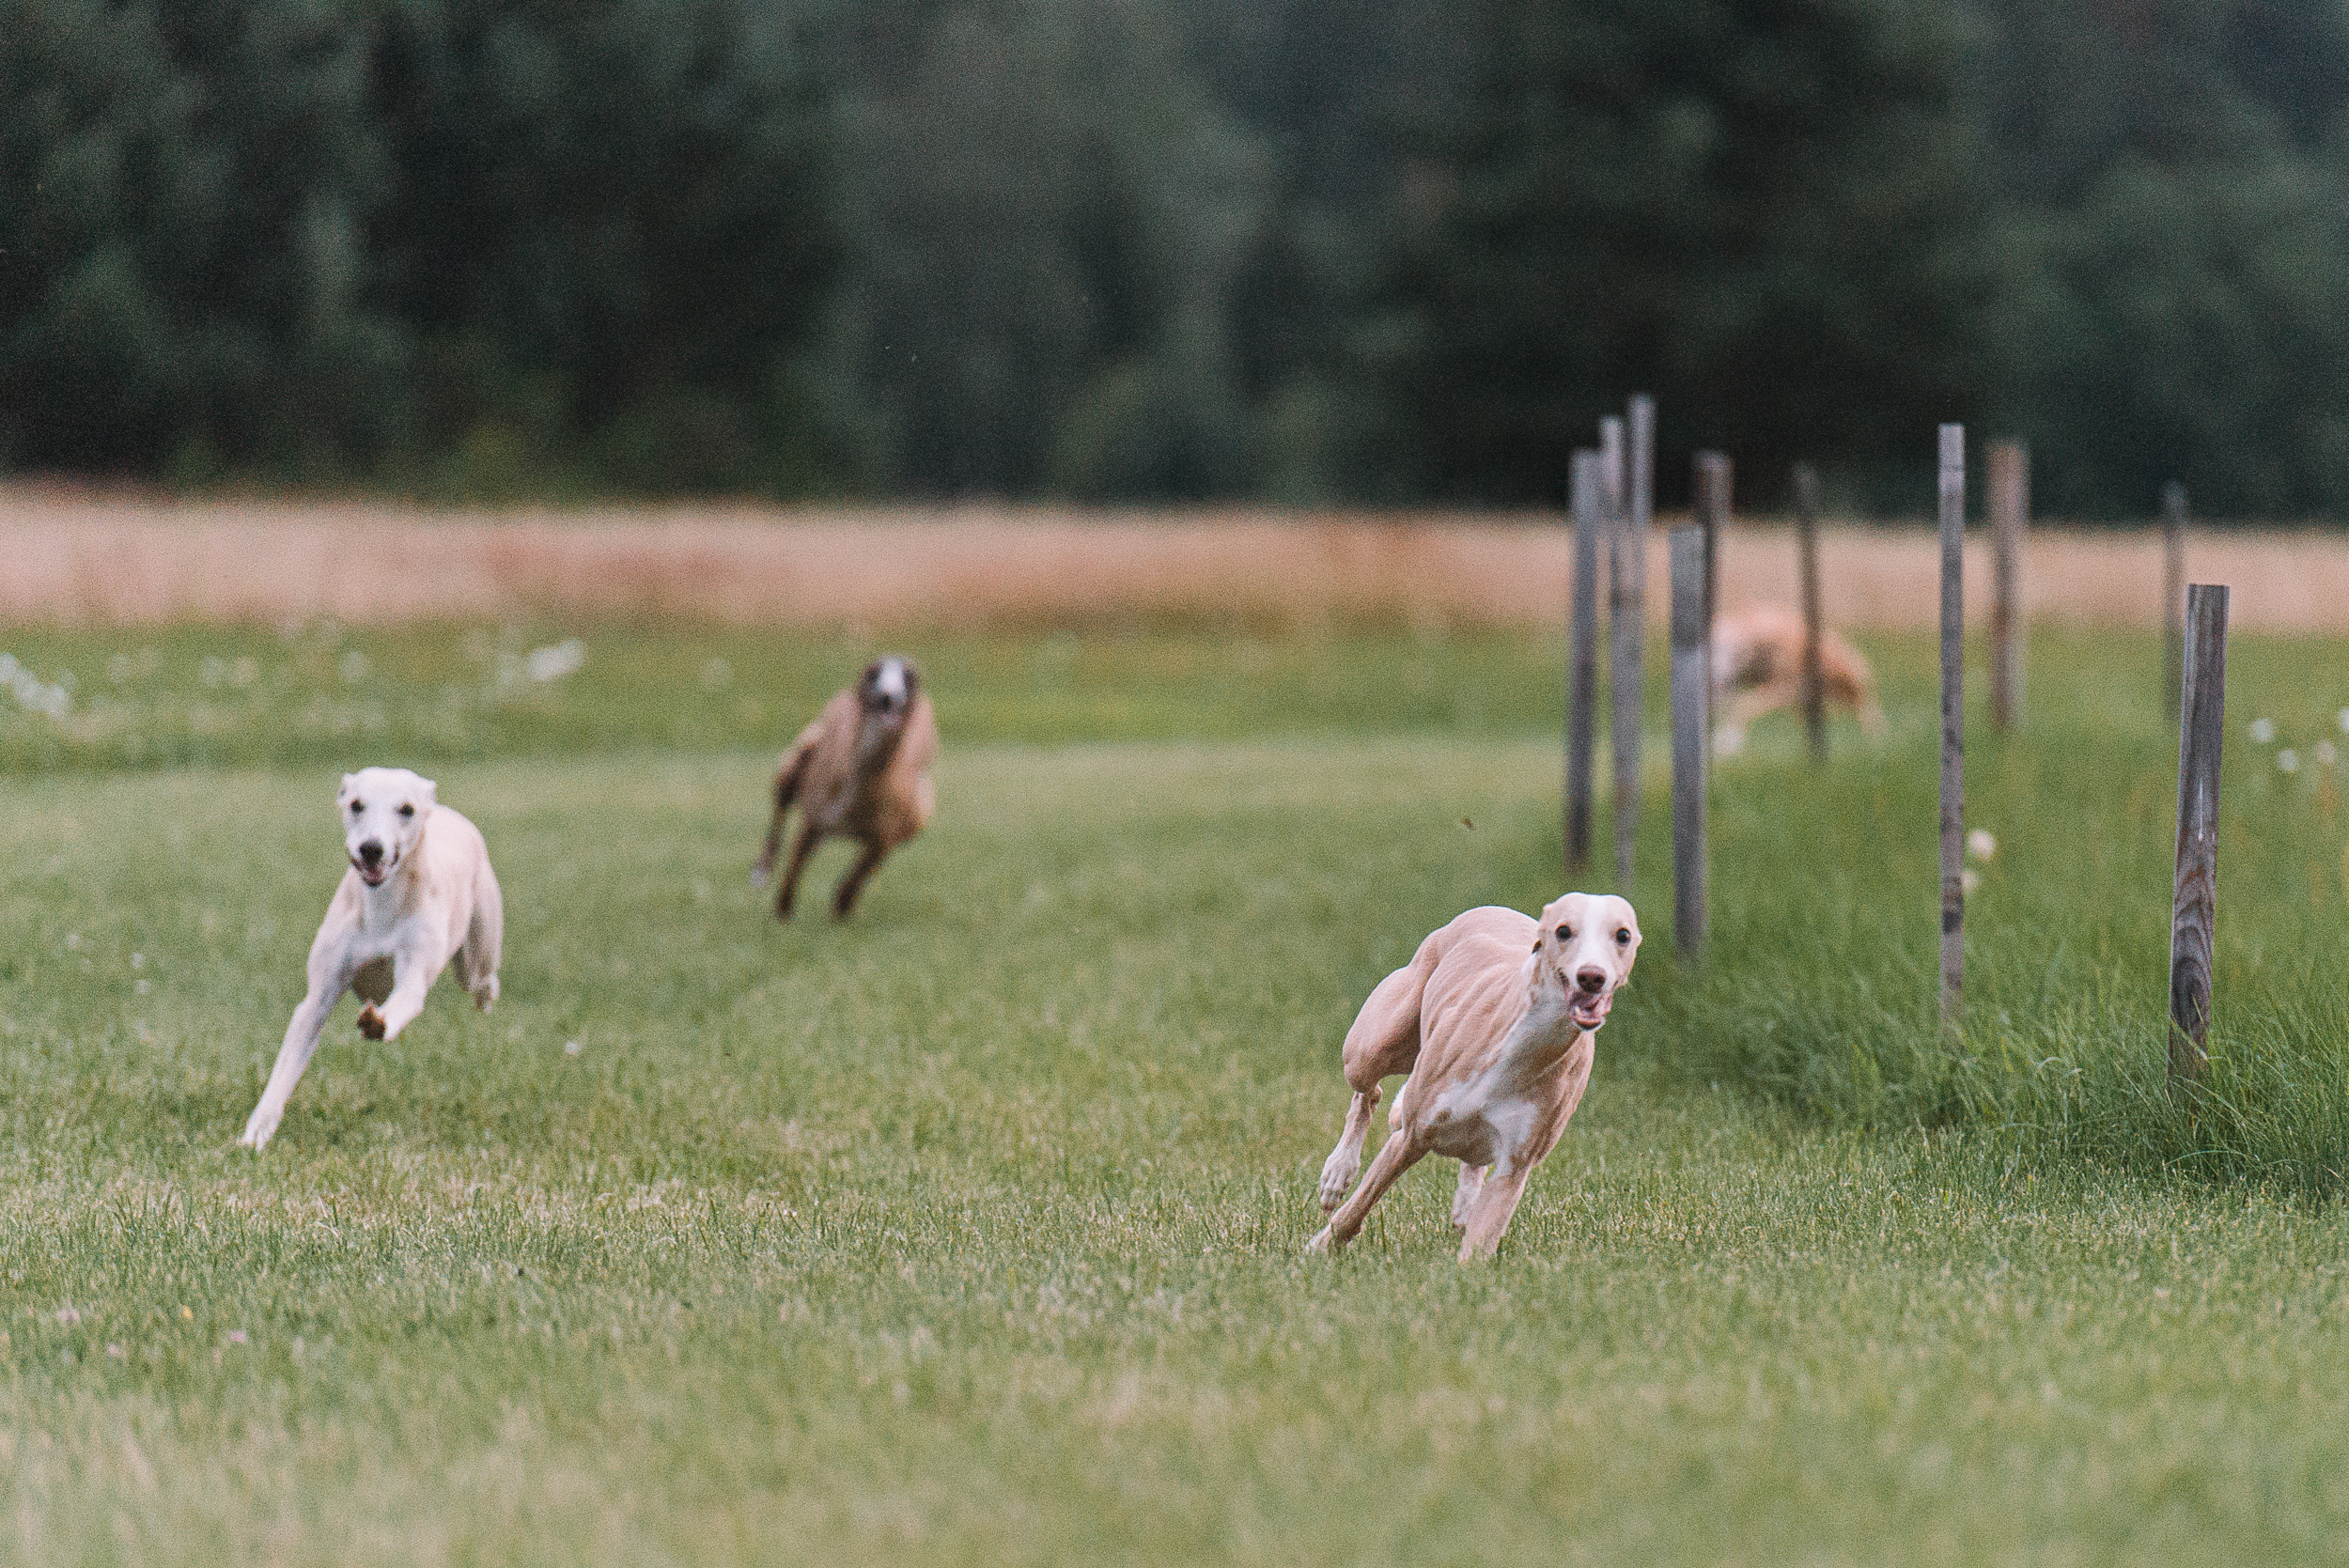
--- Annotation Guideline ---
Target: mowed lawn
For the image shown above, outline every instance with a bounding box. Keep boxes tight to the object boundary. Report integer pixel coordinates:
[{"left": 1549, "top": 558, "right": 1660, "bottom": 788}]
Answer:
[{"left": 5, "top": 625, "right": 2349, "bottom": 1562}]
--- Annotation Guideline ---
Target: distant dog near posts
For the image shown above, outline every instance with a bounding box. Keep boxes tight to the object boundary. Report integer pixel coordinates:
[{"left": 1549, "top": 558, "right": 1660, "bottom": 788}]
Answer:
[
  {"left": 1711, "top": 604, "right": 1886, "bottom": 753},
  {"left": 751, "top": 656, "right": 938, "bottom": 920},
  {"left": 240, "top": 767, "right": 503, "bottom": 1151},
  {"left": 1310, "top": 893, "right": 1641, "bottom": 1262}
]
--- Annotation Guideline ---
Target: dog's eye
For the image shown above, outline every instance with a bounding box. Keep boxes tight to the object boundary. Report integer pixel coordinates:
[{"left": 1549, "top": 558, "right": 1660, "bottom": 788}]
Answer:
[
  {"left": 397, "top": 803, "right": 414, "bottom": 818},
  {"left": 1615, "top": 928, "right": 1631, "bottom": 944},
  {"left": 1556, "top": 925, "right": 1572, "bottom": 940}
]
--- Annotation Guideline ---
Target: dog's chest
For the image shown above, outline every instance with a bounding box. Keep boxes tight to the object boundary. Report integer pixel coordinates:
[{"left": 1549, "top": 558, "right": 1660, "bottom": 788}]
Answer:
[{"left": 1419, "top": 994, "right": 1583, "bottom": 1169}]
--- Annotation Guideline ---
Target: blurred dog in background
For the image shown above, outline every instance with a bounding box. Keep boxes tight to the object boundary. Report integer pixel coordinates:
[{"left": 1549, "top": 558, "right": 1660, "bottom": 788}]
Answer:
[
  {"left": 1710, "top": 605, "right": 1886, "bottom": 753},
  {"left": 752, "top": 656, "right": 938, "bottom": 920}
]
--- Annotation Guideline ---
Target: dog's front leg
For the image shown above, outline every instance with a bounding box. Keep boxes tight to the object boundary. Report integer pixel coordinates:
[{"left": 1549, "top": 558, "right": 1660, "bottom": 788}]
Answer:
[
  {"left": 241, "top": 975, "right": 346, "bottom": 1150},
  {"left": 1307, "top": 1126, "right": 1426, "bottom": 1254},
  {"left": 1450, "top": 1162, "right": 1487, "bottom": 1228},
  {"left": 1455, "top": 1165, "right": 1532, "bottom": 1262},
  {"left": 356, "top": 954, "right": 439, "bottom": 1043}
]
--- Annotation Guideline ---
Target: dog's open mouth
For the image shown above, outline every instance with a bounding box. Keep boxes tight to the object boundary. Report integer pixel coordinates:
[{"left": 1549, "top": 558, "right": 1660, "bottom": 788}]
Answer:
[
  {"left": 352, "top": 857, "right": 391, "bottom": 887},
  {"left": 1567, "top": 991, "right": 1612, "bottom": 1031}
]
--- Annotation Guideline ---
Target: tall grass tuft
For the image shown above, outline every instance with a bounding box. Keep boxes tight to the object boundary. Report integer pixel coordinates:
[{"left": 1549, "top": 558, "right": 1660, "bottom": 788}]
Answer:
[{"left": 1661, "top": 629, "right": 2349, "bottom": 1200}]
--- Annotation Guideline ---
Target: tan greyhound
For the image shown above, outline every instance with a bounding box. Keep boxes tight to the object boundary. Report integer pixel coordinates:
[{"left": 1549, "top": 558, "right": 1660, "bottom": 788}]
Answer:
[{"left": 1309, "top": 893, "right": 1640, "bottom": 1261}]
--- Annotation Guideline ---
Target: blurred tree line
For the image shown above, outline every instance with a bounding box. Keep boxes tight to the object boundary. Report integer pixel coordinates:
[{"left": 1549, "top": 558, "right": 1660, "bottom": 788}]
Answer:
[{"left": 5, "top": 0, "right": 2348, "bottom": 517}]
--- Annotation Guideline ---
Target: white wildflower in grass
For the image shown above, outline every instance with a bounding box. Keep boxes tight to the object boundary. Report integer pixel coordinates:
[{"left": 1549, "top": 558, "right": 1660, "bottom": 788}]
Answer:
[
  {"left": 526, "top": 639, "right": 586, "bottom": 683},
  {"left": 339, "top": 650, "right": 372, "bottom": 685},
  {"left": 1966, "top": 829, "right": 1997, "bottom": 862},
  {"left": 1961, "top": 868, "right": 1982, "bottom": 896},
  {"left": 2249, "top": 718, "right": 2277, "bottom": 744},
  {"left": 700, "top": 658, "right": 734, "bottom": 691},
  {"left": 564, "top": 1040, "right": 583, "bottom": 1057},
  {"left": 199, "top": 655, "right": 226, "bottom": 689},
  {"left": 2318, "top": 740, "right": 2339, "bottom": 768},
  {"left": 2279, "top": 749, "right": 2300, "bottom": 774},
  {"left": 0, "top": 652, "right": 72, "bottom": 718},
  {"left": 231, "top": 656, "right": 258, "bottom": 687}
]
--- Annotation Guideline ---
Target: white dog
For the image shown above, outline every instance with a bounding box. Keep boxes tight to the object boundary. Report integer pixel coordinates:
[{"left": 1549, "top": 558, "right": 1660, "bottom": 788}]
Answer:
[
  {"left": 238, "top": 768, "right": 503, "bottom": 1150},
  {"left": 1309, "top": 893, "right": 1641, "bottom": 1261}
]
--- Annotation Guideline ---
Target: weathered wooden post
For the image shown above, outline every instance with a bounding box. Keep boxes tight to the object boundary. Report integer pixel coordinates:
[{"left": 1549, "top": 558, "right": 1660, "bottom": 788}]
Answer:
[
  {"left": 2162, "top": 482, "right": 2187, "bottom": 709},
  {"left": 1609, "top": 404, "right": 1649, "bottom": 888},
  {"left": 1988, "top": 440, "right": 2027, "bottom": 732},
  {"left": 1671, "top": 525, "right": 1708, "bottom": 955},
  {"left": 2169, "top": 583, "right": 2228, "bottom": 1094},
  {"left": 1793, "top": 462, "right": 1826, "bottom": 760},
  {"left": 1565, "top": 450, "right": 1604, "bottom": 874},
  {"left": 1693, "top": 451, "right": 1731, "bottom": 772},
  {"left": 1938, "top": 424, "right": 1965, "bottom": 1028},
  {"left": 1694, "top": 452, "right": 1728, "bottom": 639}
]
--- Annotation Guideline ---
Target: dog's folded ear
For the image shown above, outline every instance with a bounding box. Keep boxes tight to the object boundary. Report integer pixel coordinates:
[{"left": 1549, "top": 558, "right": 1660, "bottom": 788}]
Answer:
[{"left": 418, "top": 778, "right": 439, "bottom": 806}]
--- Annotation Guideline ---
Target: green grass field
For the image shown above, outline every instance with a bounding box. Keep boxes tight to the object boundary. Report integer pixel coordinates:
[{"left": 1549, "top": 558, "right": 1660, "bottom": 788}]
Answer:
[{"left": 6, "top": 620, "right": 2349, "bottom": 1563}]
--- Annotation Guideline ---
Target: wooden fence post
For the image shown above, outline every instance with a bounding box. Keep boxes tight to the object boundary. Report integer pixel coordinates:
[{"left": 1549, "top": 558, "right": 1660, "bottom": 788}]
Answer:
[
  {"left": 1989, "top": 440, "right": 2027, "bottom": 732},
  {"left": 1793, "top": 462, "right": 1827, "bottom": 760},
  {"left": 1938, "top": 424, "right": 1965, "bottom": 1028},
  {"left": 1610, "top": 405, "right": 1648, "bottom": 889},
  {"left": 1671, "top": 525, "right": 1708, "bottom": 955},
  {"left": 2163, "top": 482, "right": 2187, "bottom": 709},
  {"left": 1565, "top": 450, "right": 1603, "bottom": 874},
  {"left": 2169, "top": 583, "right": 2229, "bottom": 1094},
  {"left": 1694, "top": 451, "right": 1731, "bottom": 774}
]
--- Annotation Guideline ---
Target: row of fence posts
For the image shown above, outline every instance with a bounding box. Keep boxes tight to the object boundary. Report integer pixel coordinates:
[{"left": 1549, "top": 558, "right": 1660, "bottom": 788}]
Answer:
[{"left": 1564, "top": 411, "right": 2225, "bottom": 1099}]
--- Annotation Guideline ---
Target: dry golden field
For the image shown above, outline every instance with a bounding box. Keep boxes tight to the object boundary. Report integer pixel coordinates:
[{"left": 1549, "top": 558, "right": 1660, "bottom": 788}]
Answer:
[{"left": 4, "top": 483, "right": 2345, "bottom": 629}]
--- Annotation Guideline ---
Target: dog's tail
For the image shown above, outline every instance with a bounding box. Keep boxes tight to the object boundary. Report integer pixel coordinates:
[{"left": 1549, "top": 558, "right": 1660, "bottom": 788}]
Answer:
[{"left": 750, "top": 738, "right": 816, "bottom": 888}]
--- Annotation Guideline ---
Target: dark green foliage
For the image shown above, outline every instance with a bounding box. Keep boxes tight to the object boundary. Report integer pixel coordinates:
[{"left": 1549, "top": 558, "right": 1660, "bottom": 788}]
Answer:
[
  {"left": 1373, "top": 0, "right": 1996, "bottom": 508},
  {"left": 11, "top": 0, "right": 2349, "bottom": 511},
  {"left": 0, "top": 0, "right": 845, "bottom": 494}
]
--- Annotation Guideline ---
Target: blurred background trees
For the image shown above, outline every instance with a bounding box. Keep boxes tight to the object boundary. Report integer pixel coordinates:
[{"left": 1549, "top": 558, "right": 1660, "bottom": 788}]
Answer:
[{"left": 5, "top": 0, "right": 2348, "bottom": 517}]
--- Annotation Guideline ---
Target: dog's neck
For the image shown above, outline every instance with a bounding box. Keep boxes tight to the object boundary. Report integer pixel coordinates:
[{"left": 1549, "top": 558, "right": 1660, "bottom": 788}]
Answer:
[
  {"left": 854, "top": 708, "right": 909, "bottom": 776},
  {"left": 1512, "top": 957, "right": 1591, "bottom": 1068}
]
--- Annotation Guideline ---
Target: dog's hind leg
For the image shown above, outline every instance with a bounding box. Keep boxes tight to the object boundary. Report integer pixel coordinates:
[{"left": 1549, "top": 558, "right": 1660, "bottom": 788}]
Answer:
[
  {"left": 1450, "top": 1162, "right": 1487, "bottom": 1228},
  {"left": 458, "top": 863, "right": 503, "bottom": 1011},
  {"left": 1317, "top": 944, "right": 1430, "bottom": 1212},
  {"left": 1456, "top": 1165, "right": 1532, "bottom": 1262}
]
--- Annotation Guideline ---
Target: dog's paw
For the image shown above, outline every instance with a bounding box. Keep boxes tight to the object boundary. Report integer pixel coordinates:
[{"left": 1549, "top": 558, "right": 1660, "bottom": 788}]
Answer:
[
  {"left": 356, "top": 1003, "right": 386, "bottom": 1041},
  {"left": 237, "top": 1109, "right": 279, "bottom": 1151},
  {"left": 1316, "top": 1153, "right": 1361, "bottom": 1213},
  {"left": 474, "top": 975, "right": 499, "bottom": 1013},
  {"left": 1304, "top": 1226, "right": 1336, "bottom": 1255}
]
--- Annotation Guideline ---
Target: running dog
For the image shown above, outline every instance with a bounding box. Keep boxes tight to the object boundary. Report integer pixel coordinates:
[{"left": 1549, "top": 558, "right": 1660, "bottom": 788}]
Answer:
[
  {"left": 1711, "top": 604, "right": 1886, "bottom": 753},
  {"left": 238, "top": 767, "right": 503, "bottom": 1150},
  {"left": 1310, "top": 893, "right": 1641, "bottom": 1261},
  {"left": 751, "top": 656, "right": 938, "bottom": 919}
]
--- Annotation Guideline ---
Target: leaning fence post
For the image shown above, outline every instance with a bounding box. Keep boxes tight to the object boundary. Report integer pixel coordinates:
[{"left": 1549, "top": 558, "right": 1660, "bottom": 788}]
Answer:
[
  {"left": 2169, "top": 583, "right": 2228, "bottom": 1094},
  {"left": 1938, "top": 424, "right": 1966, "bottom": 1028},
  {"left": 1989, "top": 440, "right": 2027, "bottom": 732},
  {"left": 1794, "top": 462, "right": 1826, "bottom": 760},
  {"left": 1565, "top": 450, "right": 1603, "bottom": 874},
  {"left": 2162, "top": 483, "right": 2188, "bottom": 709},
  {"left": 1671, "top": 526, "right": 1708, "bottom": 955}
]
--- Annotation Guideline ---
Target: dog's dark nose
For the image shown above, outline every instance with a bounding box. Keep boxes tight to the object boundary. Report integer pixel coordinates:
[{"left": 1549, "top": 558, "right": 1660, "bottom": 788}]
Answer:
[
  {"left": 357, "top": 839, "right": 383, "bottom": 867},
  {"left": 1576, "top": 966, "right": 1607, "bottom": 994}
]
